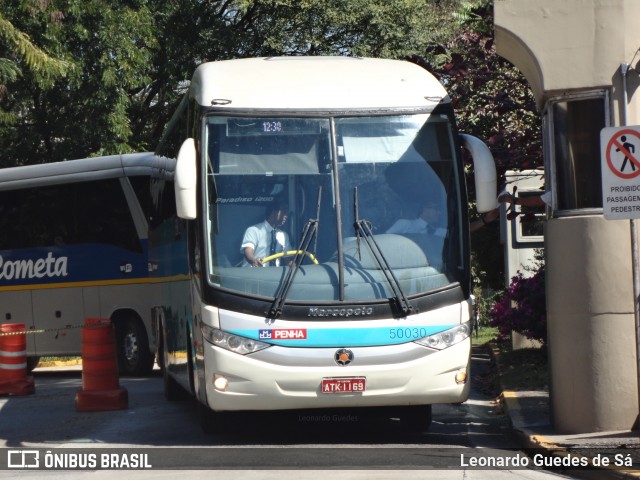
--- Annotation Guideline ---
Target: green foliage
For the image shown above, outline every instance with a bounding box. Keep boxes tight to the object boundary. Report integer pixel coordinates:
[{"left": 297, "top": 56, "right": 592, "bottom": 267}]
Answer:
[
  {"left": 414, "top": 0, "right": 543, "bottom": 292},
  {"left": 0, "top": 0, "right": 541, "bottom": 172},
  {"left": 0, "top": 57, "right": 19, "bottom": 85},
  {"left": 494, "top": 344, "right": 548, "bottom": 391},
  {"left": 0, "top": 0, "right": 156, "bottom": 164},
  {"left": 0, "top": 11, "right": 70, "bottom": 88},
  {"left": 473, "top": 284, "right": 503, "bottom": 327},
  {"left": 0, "top": 4, "right": 71, "bottom": 129},
  {"left": 0, "top": 0, "right": 463, "bottom": 166},
  {"left": 471, "top": 325, "right": 498, "bottom": 346},
  {"left": 426, "top": 0, "right": 542, "bottom": 174}
]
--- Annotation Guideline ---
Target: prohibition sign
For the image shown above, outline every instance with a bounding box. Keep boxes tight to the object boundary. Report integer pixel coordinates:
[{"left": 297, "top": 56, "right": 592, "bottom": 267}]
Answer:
[{"left": 606, "top": 128, "right": 640, "bottom": 179}]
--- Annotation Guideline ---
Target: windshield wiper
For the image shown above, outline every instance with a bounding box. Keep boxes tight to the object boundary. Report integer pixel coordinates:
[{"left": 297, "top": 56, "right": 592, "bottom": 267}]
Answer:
[
  {"left": 268, "top": 187, "right": 322, "bottom": 319},
  {"left": 353, "top": 187, "right": 414, "bottom": 316}
]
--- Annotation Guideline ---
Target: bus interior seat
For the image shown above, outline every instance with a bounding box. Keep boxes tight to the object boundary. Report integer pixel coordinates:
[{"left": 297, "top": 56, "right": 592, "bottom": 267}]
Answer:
[
  {"left": 340, "top": 234, "right": 429, "bottom": 269},
  {"left": 402, "top": 233, "right": 445, "bottom": 270}
]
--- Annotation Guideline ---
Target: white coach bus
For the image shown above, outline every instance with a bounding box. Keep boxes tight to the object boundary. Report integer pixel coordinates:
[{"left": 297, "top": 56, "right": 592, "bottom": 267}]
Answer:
[
  {"left": 152, "top": 56, "right": 497, "bottom": 431},
  {"left": 0, "top": 153, "right": 174, "bottom": 375}
]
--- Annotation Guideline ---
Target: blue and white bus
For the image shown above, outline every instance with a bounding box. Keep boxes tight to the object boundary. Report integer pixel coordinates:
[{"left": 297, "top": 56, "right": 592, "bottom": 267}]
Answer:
[
  {"left": 0, "top": 153, "right": 174, "bottom": 375},
  {"left": 152, "top": 56, "right": 497, "bottom": 432}
]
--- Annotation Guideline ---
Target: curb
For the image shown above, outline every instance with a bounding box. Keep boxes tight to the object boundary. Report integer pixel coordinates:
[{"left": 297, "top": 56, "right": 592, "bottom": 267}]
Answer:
[
  {"left": 503, "top": 392, "right": 640, "bottom": 480},
  {"left": 487, "top": 343, "right": 639, "bottom": 480}
]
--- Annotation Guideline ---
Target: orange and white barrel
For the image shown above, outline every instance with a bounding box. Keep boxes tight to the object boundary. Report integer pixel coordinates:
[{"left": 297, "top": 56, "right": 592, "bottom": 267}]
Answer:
[
  {"left": 80, "top": 318, "right": 119, "bottom": 391},
  {"left": 0, "top": 323, "right": 35, "bottom": 395},
  {"left": 75, "top": 318, "right": 127, "bottom": 411}
]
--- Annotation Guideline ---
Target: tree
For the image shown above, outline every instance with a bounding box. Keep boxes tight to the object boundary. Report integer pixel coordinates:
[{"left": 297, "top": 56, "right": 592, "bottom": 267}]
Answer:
[
  {"left": 0, "top": 5, "right": 70, "bottom": 127},
  {"left": 422, "top": 1, "right": 542, "bottom": 176},
  {"left": 0, "top": 0, "right": 463, "bottom": 166},
  {"left": 414, "top": 0, "right": 543, "bottom": 293},
  {"left": 0, "top": 0, "right": 155, "bottom": 165}
]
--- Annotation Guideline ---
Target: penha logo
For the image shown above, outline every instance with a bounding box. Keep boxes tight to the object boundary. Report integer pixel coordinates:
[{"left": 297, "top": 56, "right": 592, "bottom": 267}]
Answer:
[
  {"left": 259, "top": 329, "right": 307, "bottom": 340},
  {"left": 0, "top": 252, "right": 68, "bottom": 281}
]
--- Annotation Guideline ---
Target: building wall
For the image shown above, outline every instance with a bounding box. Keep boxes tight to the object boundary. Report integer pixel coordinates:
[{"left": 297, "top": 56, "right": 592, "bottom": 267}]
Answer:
[
  {"left": 495, "top": 0, "right": 640, "bottom": 118},
  {"left": 495, "top": 0, "right": 640, "bottom": 433}
]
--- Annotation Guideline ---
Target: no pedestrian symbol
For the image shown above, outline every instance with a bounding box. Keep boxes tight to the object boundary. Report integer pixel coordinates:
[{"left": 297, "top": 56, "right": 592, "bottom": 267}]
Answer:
[{"left": 601, "top": 126, "right": 640, "bottom": 220}]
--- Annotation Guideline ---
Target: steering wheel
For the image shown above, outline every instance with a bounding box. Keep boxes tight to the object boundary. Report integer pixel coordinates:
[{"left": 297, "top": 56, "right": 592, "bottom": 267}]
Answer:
[{"left": 262, "top": 250, "right": 319, "bottom": 265}]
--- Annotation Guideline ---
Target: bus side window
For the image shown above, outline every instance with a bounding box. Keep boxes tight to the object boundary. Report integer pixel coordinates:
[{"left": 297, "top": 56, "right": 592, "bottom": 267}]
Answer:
[
  {"left": 0, "top": 185, "right": 69, "bottom": 250},
  {"left": 129, "top": 176, "right": 154, "bottom": 224},
  {"left": 0, "top": 191, "right": 26, "bottom": 250},
  {"left": 74, "top": 180, "right": 142, "bottom": 253},
  {"left": 0, "top": 179, "right": 141, "bottom": 253}
]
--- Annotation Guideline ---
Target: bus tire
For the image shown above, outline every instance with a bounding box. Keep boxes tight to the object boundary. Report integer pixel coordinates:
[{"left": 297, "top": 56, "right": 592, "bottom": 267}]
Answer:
[
  {"left": 163, "top": 361, "right": 186, "bottom": 401},
  {"left": 198, "top": 401, "right": 228, "bottom": 434},
  {"left": 27, "top": 356, "right": 40, "bottom": 372},
  {"left": 158, "top": 328, "right": 187, "bottom": 401},
  {"left": 186, "top": 326, "right": 195, "bottom": 395},
  {"left": 400, "top": 405, "right": 432, "bottom": 432},
  {"left": 114, "top": 315, "right": 154, "bottom": 377}
]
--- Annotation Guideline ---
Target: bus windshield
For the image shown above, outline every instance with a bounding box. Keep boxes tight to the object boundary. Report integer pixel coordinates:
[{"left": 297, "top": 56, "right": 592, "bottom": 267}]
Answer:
[{"left": 204, "top": 113, "right": 464, "bottom": 304}]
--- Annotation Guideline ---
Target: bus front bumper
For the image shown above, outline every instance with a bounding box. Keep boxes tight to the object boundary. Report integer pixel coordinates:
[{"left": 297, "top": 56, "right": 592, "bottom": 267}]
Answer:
[{"left": 201, "top": 339, "right": 471, "bottom": 412}]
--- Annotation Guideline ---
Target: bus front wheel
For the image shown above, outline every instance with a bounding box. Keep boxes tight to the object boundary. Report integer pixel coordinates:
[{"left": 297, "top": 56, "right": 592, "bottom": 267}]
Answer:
[
  {"left": 159, "top": 328, "right": 187, "bottom": 401},
  {"left": 198, "top": 401, "right": 229, "bottom": 434},
  {"left": 400, "top": 405, "right": 433, "bottom": 432}
]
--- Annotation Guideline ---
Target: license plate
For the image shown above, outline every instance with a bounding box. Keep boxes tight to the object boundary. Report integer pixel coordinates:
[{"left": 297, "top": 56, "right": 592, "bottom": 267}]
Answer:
[{"left": 321, "top": 377, "right": 366, "bottom": 394}]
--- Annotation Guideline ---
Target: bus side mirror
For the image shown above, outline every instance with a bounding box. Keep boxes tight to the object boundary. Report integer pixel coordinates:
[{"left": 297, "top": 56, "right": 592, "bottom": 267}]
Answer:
[
  {"left": 175, "top": 138, "right": 197, "bottom": 220},
  {"left": 460, "top": 134, "right": 498, "bottom": 213}
]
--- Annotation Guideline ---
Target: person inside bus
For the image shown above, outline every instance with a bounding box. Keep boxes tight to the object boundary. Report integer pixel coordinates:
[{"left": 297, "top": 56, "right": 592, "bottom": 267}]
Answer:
[
  {"left": 387, "top": 199, "right": 499, "bottom": 235},
  {"left": 241, "top": 201, "right": 292, "bottom": 267},
  {"left": 386, "top": 199, "right": 447, "bottom": 236}
]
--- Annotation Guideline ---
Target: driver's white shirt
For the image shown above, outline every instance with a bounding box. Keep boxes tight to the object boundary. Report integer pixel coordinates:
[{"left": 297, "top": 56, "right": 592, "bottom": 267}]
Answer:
[{"left": 241, "top": 220, "right": 291, "bottom": 266}]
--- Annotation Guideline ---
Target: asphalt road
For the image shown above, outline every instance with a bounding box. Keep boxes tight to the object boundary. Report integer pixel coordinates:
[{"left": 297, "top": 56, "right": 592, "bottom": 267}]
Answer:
[{"left": 0, "top": 347, "right": 574, "bottom": 479}]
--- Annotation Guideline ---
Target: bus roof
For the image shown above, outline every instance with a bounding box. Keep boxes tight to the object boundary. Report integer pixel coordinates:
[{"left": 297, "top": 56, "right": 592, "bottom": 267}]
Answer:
[
  {"left": 189, "top": 56, "right": 450, "bottom": 111},
  {"left": 0, "top": 153, "right": 174, "bottom": 191}
]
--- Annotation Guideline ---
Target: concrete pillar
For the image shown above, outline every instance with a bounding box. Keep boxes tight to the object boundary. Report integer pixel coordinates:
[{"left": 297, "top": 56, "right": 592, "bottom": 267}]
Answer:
[{"left": 546, "top": 216, "right": 637, "bottom": 432}]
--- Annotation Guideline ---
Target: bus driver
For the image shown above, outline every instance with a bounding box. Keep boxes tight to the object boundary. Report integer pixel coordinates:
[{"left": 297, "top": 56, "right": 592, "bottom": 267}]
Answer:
[{"left": 241, "top": 201, "right": 292, "bottom": 267}]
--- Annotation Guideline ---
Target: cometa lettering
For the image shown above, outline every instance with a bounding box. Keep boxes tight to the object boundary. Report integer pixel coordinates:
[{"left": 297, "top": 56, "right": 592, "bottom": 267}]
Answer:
[{"left": 0, "top": 253, "right": 68, "bottom": 280}]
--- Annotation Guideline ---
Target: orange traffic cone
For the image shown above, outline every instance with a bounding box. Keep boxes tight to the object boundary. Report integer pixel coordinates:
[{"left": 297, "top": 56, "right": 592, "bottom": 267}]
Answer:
[
  {"left": 0, "top": 323, "right": 35, "bottom": 396},
  {"left": 75, "top": 318, "right": 128, "bottom": 412}
]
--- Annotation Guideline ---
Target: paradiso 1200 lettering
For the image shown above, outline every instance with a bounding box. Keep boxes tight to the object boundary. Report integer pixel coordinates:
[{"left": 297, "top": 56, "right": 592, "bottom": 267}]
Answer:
[{"left": 307, "top": 307, "right": 374, "bottom": 318}]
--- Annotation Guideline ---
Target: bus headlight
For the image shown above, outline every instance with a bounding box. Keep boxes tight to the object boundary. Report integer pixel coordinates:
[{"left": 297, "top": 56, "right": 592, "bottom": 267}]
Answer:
[
  {"left": 201, "top": 325, "right": 270, "bottom": 355},
  {"left": 414, "top": 322, "right": 471, "bottom": 350}
]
